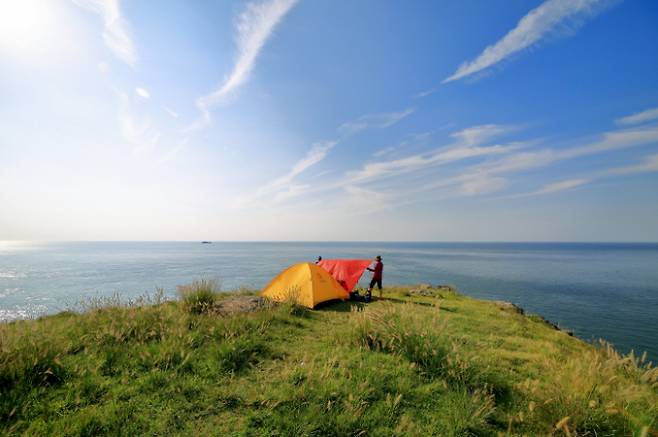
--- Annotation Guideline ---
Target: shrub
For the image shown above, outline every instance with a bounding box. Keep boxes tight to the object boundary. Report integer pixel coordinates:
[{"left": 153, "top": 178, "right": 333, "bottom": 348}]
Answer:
[{"left": 178, "top": 279, "right": 219, "bottom": 314}]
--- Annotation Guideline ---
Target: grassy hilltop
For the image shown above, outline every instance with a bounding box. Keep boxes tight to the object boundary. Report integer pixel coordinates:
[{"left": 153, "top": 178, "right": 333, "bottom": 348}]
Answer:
[{"left": 1, "top": 283, "right": 657, "bottom": 436}]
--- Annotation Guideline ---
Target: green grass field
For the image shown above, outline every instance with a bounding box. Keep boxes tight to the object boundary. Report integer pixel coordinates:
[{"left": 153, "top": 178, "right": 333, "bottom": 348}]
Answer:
[{"left": 1, "top": 284, "right": 656, "bottom": 436}]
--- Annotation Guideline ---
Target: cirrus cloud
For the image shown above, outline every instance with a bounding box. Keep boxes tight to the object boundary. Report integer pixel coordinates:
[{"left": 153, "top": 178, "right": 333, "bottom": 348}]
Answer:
[
  {"left": 194, "top": 0, "right": 298, "bottom": 128},
  {"left": 616, "top": 107, "right": 658, "bottom": 126},
  {"left": 73, "top": 0, "right": 137, "bottom": 67},
  {"left": 444, "top": 0, "right": 611, "bottom": 83}
]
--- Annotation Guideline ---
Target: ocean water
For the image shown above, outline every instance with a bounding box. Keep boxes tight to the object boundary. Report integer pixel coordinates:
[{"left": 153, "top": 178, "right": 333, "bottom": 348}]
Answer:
[{"left": 1, "top": 241, "right": 657, "bottom": 361}]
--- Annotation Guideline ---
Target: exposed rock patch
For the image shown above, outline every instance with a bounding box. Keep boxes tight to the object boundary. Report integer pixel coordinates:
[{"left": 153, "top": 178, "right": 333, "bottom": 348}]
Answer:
[
  {"left": 493, "top": 300, "right": 574, "bottom": 336},
  {"left": 493, "top": 301, "right": 525, "bottom": 315},
  {"left": 408, "top": 284, "right": 456, "bottom": 297},
  {"left": 213, "top": 296, "right": 265, "bottom": 316}
]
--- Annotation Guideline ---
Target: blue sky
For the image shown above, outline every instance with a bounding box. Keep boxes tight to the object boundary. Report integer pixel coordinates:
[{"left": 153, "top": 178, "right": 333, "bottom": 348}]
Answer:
[{"left": 1, "top": 0, "right": 657, "bottom": 241}]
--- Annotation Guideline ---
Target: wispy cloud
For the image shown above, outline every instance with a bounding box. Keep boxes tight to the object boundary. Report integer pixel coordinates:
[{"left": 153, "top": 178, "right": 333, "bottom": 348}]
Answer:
[
  {"left": 158, "top": 138, "right": 189, "bottom": 165},
  {"left": 496, "top": 177, "right": 590, "bottom": 199},
  {"left": 468, "top": 125, "right": 658, "bottom": 178},
  {"left": 240, "top": 124, "right": 521, "bottom": 206},
  {"left": 373, "top": 146, "right": 397, "bottom": 158},
  {"left": 338, "top": 108, "right": 415, "bottom": 136},
  {"left": 414, "top": 88, "right": 437, "bottom": 99},
  {"left": 73, "top": 0, "right": 137, "bottom": 67},
  {"left": 195, "top": 0, "right": 298, "bottom": 126},
  {"left": 405, "top": 122, "right": 658, "bottom": 201},
  {"left": 233, "top": 141, "right": 336, "bottom": 208},
  {"left": 349, "top": 142, "right": 521, "bottom": 184},
  {"left": 267, "top": 141, "right": 337, "bottom": 190},
  {"left": 233, "top": 105, "right": 416, "bottom": 208},
  {"left": 451, "top": 124, "right": 516, "bottom": 146},
  {"left": 557, "top": 125, "right": 658, "bottom": 159},
  {"left": 509, "top": 153, "right": 658, "bottom": 199},
  {"left": 236, "top": 120, "right": 656, "bottom": 209},
  {"left": 117, "top": 92, "right": 160, "bottom": 155},
  {"left": 460, "top": 175, "right": 508, "bottom": 196},
  {"left": 232, "top": 117, "right": 658, "bottom": 211},
  {"left": 163, "top": 107, "right": 179, "bottom": 118},
  {"left": 444, "top": 0, "right": 609, "bottom": 83},
  {"left": 532, "top": 178, "right": 591, "bottom": 196},
  {"left": 616, "top": 107, "right": 658, "bottom": 126},
  {"left": 347, "top": 124, "right": 520, "bottom": 183},
  {"left": 474, "top": 149, "right": 556, "bottom": 175},
  {"left": 372, "top": 132, "right": 432, "bottom": 158},
  {"left": 607, "top": 153, "right": 658, "bottom": 175},
  {"left": 341, "top": 185, "right": 393, "bottom": 215},
  {"left": 135, "top": 87, "right": 150, "bottom": 99}
]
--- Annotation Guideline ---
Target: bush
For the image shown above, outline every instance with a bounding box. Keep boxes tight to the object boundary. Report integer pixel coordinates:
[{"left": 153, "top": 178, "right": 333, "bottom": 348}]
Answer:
[{"left": 178, "top": 279, "right": 219, "bottom": 314}]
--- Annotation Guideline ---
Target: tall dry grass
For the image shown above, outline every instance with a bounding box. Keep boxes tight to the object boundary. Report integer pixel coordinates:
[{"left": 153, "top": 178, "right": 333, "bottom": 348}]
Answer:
[
  {"left": 343, "top": 301, "right": 658, "bottom": 435},
  {"left": 178, "top": 279, "right": 219, "bottom": 314},
  {"left": 521, "top": 341, "right": 658, "bottom": 435}
]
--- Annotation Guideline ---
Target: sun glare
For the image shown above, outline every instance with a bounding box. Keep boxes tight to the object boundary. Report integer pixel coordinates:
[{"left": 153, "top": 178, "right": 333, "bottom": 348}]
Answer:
[{"left": 0, "top": 0, "right": 72, "bottom": 58}]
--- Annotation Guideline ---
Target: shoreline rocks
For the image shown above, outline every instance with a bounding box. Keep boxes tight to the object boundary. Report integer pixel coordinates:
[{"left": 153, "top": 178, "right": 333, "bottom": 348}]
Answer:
[
  {"left": 493, "top": 299, "right": 573, "bottom": 336},
  {"left": 407, "top": 283, "right": 457, "bottom": 297}
]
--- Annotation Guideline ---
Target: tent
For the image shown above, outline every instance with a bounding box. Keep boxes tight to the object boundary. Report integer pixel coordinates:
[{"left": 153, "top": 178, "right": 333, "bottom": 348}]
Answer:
[
  {"left": 317, "top": 259, "right": 371, "bottom": 292},
  {"left": 261, "top": 262, "right": 349, "bottom": 308}
]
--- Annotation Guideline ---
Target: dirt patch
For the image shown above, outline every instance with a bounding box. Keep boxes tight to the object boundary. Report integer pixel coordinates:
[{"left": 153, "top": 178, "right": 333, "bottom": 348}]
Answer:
[{"left": 213, "top": 296, "right": 266, "bottom": 316}]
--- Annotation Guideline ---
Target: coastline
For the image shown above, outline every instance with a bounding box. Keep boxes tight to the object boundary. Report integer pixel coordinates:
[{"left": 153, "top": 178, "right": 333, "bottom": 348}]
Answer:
[
  {"left": 2, "top": 283, "right": 656, "bottom": 435},
  {"left": 3, "top": 241, "right": 657, "bottom": 363}
]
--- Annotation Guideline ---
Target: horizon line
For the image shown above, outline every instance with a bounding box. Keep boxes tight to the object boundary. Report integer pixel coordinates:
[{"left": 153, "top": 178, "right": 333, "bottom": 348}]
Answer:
[{"left": 2, "top": 240, "right": 658, "bottom": 245}]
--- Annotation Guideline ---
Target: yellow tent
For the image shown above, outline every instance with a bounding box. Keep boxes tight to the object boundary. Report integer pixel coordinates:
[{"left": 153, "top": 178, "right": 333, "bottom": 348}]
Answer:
[{"left": 261, "top": 262, "right": 348, "bottom": 308}]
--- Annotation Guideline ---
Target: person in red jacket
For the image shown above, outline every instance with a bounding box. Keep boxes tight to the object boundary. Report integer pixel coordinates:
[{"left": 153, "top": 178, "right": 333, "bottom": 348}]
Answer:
[{"left": 366, "top": 255, "right": 384, "bottom": 299}]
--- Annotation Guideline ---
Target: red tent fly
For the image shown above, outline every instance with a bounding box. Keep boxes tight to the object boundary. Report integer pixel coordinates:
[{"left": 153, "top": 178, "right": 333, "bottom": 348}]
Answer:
[{"left": 317, "top": 259, "right": 372, "bottom": 292}]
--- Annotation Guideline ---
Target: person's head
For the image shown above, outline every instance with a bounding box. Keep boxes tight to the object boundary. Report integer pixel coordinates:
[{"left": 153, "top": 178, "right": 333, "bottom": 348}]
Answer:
[{"left": 375, "top": 255, "right": 382, "bottom": 262}]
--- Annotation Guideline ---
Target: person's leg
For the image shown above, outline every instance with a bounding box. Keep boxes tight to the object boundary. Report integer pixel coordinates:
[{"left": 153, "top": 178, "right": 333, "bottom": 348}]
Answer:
[
  {"left": 377, "top": 279, "right": 383, "bottom": 298},
  {"left": 367, "top": 278, "right": 376, "bottom": 299}
]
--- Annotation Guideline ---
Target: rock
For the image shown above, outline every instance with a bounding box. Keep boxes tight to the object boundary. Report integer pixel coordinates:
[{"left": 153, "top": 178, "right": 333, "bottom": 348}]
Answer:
[
  {"left": 493, "top": 301, "right": 525, "bottom": 315},
  {"left": 528, "top": 313, "right": 573, "bottom": 335},
  {"left": 408, "top": 286, "right": 436, "bottom": 296},
  {"left": 409, "top": 288, "right": 434, "bottom": 296},
  {"left": 408, "top": 284, "right": 457, "bottom": 297},
  {"left": 214, "top": 296, "right": 265, "bottom": 316}
]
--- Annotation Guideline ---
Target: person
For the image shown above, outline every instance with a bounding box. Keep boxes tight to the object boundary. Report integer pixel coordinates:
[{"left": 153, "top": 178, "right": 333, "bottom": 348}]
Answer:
[
  {"left": 366, "top": 255, "right": 384, "bottom": 299},
  {"left": 315, "top": 256, "right": 322, "bottom": 264}
]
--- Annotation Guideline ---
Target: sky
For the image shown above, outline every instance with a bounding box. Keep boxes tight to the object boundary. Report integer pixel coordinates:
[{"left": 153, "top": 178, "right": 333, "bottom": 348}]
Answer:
[{"left": 1, "top": 0, "right": 657, "bottom": 242}]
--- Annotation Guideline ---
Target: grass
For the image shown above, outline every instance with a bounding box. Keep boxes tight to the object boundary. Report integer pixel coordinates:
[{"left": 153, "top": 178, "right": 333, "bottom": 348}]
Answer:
[
  {"left": 178, "top": 279, "right": 219, "bottom": 314},
  {"left": 0, "top": 283, "right": 656, "bottom": 436}
]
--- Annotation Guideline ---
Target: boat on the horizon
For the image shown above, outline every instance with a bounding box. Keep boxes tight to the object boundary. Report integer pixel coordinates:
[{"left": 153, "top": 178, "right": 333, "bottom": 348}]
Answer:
[{"left": 201, "top": 241, "right": 212, "bottom": 244}]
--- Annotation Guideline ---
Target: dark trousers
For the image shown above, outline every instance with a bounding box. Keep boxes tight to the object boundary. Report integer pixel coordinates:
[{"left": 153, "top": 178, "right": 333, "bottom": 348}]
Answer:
[{"left": 368, "top": 278, "right": 382, "bottom": 290}]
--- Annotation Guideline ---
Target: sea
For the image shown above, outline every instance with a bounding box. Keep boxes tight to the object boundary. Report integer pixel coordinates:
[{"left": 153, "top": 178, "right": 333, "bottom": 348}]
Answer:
[{"left": 1, "top": 241, "right": 657, "bottom": 362}]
